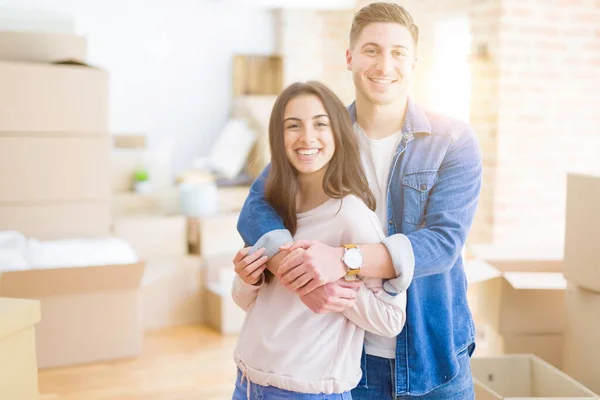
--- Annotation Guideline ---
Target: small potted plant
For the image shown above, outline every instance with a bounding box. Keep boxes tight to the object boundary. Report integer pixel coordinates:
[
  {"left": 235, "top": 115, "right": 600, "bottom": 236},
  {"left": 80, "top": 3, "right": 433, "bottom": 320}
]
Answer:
[{"left": 133, "top": 168, "right": 151, "bottom": 194}]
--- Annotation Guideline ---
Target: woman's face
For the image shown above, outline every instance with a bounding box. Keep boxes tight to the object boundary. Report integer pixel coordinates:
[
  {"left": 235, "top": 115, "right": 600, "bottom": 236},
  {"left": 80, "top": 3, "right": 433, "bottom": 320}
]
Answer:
[{"left": 283, "top": 94, "right": 336, "bottom": 177}]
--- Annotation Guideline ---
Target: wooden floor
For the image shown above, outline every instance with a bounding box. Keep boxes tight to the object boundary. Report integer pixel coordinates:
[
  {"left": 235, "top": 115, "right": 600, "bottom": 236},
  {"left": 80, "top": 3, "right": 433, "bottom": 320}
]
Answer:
[{"left": 38, "top": 325, "right": 238, "bottom": 400}]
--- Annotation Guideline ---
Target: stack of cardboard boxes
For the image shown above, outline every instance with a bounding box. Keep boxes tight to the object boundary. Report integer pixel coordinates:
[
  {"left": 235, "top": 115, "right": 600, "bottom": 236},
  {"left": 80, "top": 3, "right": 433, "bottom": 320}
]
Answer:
[
  {"left": 0, "top": 31, "right": 110, "bottom": 239},
  {"left": 466, "top": 248, "right": 566, "bottom": 369},
  {"left": 0, "top": 28, "right": 145, "bottom": 378},
  {"left": 467, "top": 172, "right": 600, "bottom": 397},
  {"left": 562, "top": 173, "right": 600, "bottom": 394}
]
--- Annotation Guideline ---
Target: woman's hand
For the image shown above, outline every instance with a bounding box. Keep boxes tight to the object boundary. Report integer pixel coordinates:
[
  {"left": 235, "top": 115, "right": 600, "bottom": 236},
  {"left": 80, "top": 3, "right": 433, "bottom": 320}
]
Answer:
[{"left": 233, "top": 247, "right": 269, "bottom": 285}]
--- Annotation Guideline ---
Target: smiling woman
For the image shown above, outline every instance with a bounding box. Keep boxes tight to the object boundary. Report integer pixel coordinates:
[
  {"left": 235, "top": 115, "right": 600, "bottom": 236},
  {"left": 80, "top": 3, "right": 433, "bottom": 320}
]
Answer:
[
  {"left": 228, "top": 80, "right": 410, "bottom": 400},
  {"left": 265, "top": 81, "right": 375, "bottom": 235}
]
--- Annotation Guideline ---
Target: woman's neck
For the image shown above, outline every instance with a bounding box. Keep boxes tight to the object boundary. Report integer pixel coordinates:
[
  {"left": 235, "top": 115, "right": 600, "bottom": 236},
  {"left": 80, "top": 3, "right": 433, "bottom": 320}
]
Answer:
[{"left": 297, "top": 170, "right": 330, "bottom": 213}]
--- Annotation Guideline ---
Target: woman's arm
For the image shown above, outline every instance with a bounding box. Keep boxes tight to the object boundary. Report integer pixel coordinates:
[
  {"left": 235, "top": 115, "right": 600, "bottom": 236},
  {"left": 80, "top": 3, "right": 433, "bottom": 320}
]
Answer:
[
  {"left": 342, "top": 277, "right": 407, "bottom": 337},
  {"left": 230, "top": 247, "right": 268, "bottom": 311},
  {"left": 231, "top": 275, "right": 263, "bottom": 311}
]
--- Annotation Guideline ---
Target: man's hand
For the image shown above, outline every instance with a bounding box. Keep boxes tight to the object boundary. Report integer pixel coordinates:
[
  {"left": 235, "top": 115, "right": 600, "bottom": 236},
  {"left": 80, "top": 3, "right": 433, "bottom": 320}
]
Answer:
[
  {"left": 233, "top": 247, "right": 268, "bottom": 285},
  {"left": 299, "top": 278, "right": 362, "bottom": 314},
  {"left": 277, "top": 241, "right": 346, "bottom": 295}
]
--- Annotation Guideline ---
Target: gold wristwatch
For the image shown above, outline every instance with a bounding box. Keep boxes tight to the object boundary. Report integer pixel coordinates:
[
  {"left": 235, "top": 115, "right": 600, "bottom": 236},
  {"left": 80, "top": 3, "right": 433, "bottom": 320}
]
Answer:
[{"left": 341, "top": 244, "right": 363, "bottom": 281}]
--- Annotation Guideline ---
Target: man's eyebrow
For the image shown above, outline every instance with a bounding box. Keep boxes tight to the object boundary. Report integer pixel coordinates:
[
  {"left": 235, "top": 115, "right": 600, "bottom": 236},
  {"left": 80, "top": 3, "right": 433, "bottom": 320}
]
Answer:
[{"left": 361, "top": 42, "right": 409, "bottom": 50}]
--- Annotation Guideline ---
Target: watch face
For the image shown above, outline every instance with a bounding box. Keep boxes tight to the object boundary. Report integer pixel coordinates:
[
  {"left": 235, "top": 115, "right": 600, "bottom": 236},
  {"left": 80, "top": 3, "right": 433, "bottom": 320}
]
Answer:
[{"left": 345, "top": 248, "right": 364, "bottom": 269}]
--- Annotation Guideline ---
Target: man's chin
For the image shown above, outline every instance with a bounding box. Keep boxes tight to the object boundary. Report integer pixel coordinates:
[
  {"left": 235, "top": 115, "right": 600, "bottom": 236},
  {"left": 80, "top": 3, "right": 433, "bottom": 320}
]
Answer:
[{"left": 366, "top": 94, "right": 402, "bottom": 107}]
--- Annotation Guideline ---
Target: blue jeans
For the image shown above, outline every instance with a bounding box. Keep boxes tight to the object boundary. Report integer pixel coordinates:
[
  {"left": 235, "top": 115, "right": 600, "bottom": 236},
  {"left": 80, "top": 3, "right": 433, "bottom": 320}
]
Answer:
[
  {"left": 351, "top": 350, "right": 474, "bottom": 400},
  {"left": 232, "top": 369, "right": 353, "bottom": 400}
]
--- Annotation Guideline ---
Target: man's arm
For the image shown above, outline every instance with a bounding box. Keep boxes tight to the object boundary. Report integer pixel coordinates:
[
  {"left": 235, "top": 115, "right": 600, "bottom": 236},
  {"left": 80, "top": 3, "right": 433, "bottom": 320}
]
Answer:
[
  {"left": 281, "top": 124, "right": 481, "bottom": 294},
  {"left": 237, "top": 164, "right": 292, "bottom": 272}
]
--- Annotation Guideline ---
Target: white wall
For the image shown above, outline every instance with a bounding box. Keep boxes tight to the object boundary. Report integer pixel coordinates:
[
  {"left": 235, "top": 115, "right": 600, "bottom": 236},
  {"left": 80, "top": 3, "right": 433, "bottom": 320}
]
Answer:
[{"left": 0, "top": 0, "right": 275, "bottom": 177}]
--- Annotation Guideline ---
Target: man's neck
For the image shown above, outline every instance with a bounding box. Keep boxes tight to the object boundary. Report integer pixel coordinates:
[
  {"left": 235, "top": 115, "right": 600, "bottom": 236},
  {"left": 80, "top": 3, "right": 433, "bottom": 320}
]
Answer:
[{"left": 355, "top": 95, "right": 408, "bottom": 140}]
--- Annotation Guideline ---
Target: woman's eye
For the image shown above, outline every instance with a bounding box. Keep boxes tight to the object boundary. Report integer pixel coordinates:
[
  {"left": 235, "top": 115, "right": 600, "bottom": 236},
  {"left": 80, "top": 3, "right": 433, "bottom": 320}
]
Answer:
[
  {"left": 286, "top": 124, "right": 299, "bottom": 129},
  {"left": 316, "top": 122, "right": 328, "bottom": 127}
]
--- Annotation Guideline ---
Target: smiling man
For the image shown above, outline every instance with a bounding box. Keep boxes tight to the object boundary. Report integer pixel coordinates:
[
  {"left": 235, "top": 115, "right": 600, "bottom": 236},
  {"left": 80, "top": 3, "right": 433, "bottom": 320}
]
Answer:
[{"left": 235, "top": 2, "right": 482, "bottom": 399}]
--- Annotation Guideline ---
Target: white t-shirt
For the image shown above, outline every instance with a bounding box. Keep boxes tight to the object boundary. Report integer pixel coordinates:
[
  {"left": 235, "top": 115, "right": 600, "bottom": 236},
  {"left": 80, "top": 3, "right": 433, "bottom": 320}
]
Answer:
[
  {"left": 232, "top": 195, "right": 409, "bottom": 394},
  {"left": 354, "top": 122, "right": 403, "bottom": 359}
]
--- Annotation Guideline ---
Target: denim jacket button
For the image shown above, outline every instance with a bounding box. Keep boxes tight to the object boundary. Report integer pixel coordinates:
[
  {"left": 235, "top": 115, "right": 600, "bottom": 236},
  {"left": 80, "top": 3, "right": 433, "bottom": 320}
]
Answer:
[
  {"left": 388, "top": 219, "right": 394, "bottom": 225},
  {"left": 420, "top": 184, "right": 428, "bottom": 190}
]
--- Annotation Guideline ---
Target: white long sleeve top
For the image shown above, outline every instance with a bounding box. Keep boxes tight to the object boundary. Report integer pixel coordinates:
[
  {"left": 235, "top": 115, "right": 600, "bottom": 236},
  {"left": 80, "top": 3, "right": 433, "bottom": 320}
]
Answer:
[{"left": 231, "top": 195, "right": 413, "bottom": 394}]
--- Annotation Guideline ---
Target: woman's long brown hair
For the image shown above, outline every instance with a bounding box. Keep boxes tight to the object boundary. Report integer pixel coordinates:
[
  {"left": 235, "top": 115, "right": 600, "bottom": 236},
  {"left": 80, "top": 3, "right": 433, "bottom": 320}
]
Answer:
[{"left": 265, "top": 81, "right": 376, "bottom": 237}]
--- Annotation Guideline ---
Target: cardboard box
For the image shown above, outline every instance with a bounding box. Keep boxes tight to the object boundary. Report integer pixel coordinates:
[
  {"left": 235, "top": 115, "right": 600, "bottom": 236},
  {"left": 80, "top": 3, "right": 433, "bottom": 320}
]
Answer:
[
  {"left": 112, "top": 215, "right": 187, "bottom": 258},
  {"left": 203, "top": 284, "right": 245, "bottom": 336},
  {"left": 112, "top": 134, "right": 146, "bottom": 150},
  {"left": 202, "top": 256, "right": 244, "bottom": 335},
  {"left": 564, "top": 173, "right": 600, "bottom": 293},
  {"left": 0, "top": 262, "right": 145, "bottom": 369},
  {"left": 0, "top": 60, "right": 107, "bottom": 133},
  {"left": 188, "top": 213, "right": 244, "bottom": 257},
  {"left": 0, "top": 202, "right": 111, "bottom": 240},
  {"left": 0, "top": 136, "right": 110, "bottom": 203},
  {"left": 563, "top": 284, "right": 600, "bottom": 394},
  {"left": 0, "top": 30, "right": 86, "bottom": 63},
  {"left": 0, "top": 297, "right": 41, "bottom": 400},
  {"left": 110, "top": 190, "right": 180, "bottom": 216},
  {"left": 141, "top": 256, "right": 204, "bottom": 331},
  {"left": 475, "top": 323, "right": 564, "bottom": 369},
  {"left": 472, "top": 354, "right": 598, "bottom": 399},
  {"left": 465, "top": 258, "right": 566, "bottom": 334}
]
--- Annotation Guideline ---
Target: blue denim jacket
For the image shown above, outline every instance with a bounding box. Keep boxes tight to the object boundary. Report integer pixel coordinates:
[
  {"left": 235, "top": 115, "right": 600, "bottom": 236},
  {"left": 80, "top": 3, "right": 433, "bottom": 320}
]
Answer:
[{"left": 236, "top": 97, "right": 482, "bottom": 396}]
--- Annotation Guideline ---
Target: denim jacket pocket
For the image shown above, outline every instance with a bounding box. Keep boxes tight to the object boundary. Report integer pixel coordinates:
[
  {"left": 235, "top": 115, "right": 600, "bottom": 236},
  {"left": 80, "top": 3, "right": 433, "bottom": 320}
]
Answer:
[{"left": 402, "top": 170, "right": 438, "bottom": 226}]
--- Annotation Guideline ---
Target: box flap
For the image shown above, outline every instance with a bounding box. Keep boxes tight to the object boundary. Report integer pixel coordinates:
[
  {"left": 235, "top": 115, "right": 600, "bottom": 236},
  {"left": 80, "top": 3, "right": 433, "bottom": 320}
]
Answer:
[
  {"left": 472, "top": 354, "right": 599, "bottom": 399},
  {"left": 471, "top": 355, "right": 533, "bottom": 397},
  {"left": 0, "top": 297, "right": 41, "bottom": 339},
  {"left": 0, "top": 261, "right": 145, "bottom": 298},
  {"left": 530, "top": 354, "right": 599, "bottom": 398},
  {"left": 504, "top": 272, "right": 567, "bottom": 290}
]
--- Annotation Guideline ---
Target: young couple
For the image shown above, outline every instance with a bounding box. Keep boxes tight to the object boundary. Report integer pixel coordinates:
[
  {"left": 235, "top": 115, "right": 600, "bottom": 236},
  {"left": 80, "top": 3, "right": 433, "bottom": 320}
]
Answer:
[{"left": 230, "top": 2, "right": 482, "bottom": 399}]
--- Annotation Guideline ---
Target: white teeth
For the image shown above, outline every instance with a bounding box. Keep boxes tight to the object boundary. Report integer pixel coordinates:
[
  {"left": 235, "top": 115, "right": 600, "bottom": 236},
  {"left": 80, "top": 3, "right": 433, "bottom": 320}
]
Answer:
[
  {"left": 371, "top": 78, "right": 393, "bottom": 84},
  {"left": 297, "top": 149, "right": 319, "bottom": 156}
]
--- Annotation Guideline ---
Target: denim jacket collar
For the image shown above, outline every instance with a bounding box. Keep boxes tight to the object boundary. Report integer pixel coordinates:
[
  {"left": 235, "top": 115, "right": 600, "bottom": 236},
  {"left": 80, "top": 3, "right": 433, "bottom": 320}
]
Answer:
[{"left": 347, "top": 96, "right": 432, "bottom": 136}]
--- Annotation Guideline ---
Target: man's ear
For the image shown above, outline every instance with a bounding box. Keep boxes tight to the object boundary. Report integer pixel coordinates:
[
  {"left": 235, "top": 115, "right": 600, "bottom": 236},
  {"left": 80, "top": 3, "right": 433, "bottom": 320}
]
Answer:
[{"left": 345, "top": 49, "right": 352, "bottom": 71}]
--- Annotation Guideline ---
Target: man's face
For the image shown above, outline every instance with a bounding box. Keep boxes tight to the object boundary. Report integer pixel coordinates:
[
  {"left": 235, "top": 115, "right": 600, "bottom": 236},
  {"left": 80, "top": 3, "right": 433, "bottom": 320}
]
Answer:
[{"left": 346, "top": 22, "right": 417, "bottom": 106}]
